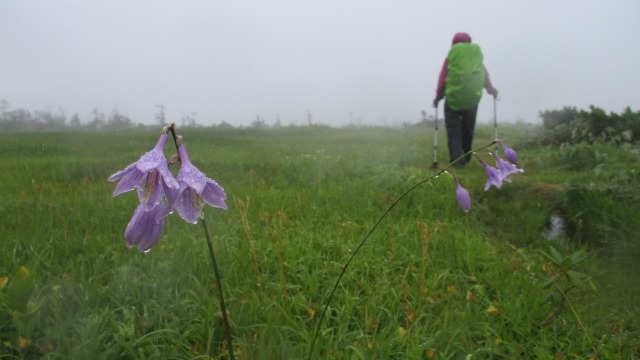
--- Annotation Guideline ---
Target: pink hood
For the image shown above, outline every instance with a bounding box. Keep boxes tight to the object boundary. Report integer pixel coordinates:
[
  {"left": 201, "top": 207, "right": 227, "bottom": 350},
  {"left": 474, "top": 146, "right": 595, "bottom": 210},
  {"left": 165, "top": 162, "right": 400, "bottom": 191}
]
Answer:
[{"left": 452, "top": 32, "right": 472, "bottom": 45}]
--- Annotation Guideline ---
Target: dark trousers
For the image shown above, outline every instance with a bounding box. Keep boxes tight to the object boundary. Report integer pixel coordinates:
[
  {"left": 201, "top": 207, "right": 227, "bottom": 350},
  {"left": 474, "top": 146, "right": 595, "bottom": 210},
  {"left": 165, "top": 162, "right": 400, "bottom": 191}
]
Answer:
[{"left": 444, "top": 102, "right": 478, "bottom": 167}]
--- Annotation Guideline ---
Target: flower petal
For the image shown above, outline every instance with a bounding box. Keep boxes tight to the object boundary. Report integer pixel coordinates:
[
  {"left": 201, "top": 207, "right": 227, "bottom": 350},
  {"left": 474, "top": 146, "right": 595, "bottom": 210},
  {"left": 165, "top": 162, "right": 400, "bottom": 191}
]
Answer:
[
  {"left": 498, "top": 141, "right": 518, "bottom": 165},
  {"left": 180, "top": 165, "right": 207, "bottom": 193},
  {"left": 108, "top": 133, "right": 177, "bottom": 206},
  {"left": 490, "top": 151, "right": 524, "bottom": 182},
  {"left": 108, "top": 162, "right": 136, "bottom": 182},
  {"left": 131, "top": 134, "right": 168, "bottom": 173},
  {"left": 177, "top": 145, "right": 207, "bottom": 193},
  {"left": 159, "top": 163, "right": 179, "bottom": 190},
  {"left": 136, "top": 171, "right": 164, "bottom": 210},
  {"left": 135, "top": 156, "right": 164, "bottom": 173},
  {"left": 124, "top": 204, "right": 167, "bottom": 252},
  {"left": 202, "top": 179, "right": 228, "bottom": 210},
  {"left": 137, "top": 216, "right": 166, "bottom": 252},
  {"left": 174, "top": 188, "right": 204, "bottom": 224},
  {"left": 162, "top": 179, "right": 179, "bottom": 208},
  {"left": 111, "top": 168, "right": 144, "bottom": 197},
  {"left": 452, "top": 174, "right": 471, "bottom": 212},
  {"left": 475, "top": 155, "right": 502, "bottom": 191}
]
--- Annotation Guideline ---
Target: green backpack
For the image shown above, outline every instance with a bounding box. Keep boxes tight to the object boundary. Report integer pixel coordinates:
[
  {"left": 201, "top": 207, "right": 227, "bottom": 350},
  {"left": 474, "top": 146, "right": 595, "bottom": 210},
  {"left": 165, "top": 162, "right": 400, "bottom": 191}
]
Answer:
[{"left": 445, "top": 43, "right": 485, "bottom": 111}]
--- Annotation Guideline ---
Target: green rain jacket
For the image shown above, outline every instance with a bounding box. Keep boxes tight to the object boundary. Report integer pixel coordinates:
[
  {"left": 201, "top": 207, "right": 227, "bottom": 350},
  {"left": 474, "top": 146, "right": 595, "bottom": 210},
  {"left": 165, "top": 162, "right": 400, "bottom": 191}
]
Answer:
[{"left": 444, "top": 42, "right": 486, "bottom": 111}]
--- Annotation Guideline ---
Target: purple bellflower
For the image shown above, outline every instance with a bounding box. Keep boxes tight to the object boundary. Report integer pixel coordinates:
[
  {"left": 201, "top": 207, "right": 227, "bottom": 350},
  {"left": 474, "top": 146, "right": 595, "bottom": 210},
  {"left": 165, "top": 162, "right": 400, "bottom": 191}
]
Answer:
[
  {"left": 451, "top": 172, "right": 471, "bottom": 212},
  {"left": 125, "top": 203, "right": 170, "bottom": 253},
  {"left": 498, "top": 141, "right": 518, "bottom": 165},
  {"left": 475, "top": 154, "right": 503, "bottom": 191},
  {"left": 490, "top": 150, "right": 524, "bottom": 182},
  {"left": 108, "top": 133, "right": 179, "bottom": 210},
  {"left": 174, "top": 144, "right": 228, "bottom": 224}
]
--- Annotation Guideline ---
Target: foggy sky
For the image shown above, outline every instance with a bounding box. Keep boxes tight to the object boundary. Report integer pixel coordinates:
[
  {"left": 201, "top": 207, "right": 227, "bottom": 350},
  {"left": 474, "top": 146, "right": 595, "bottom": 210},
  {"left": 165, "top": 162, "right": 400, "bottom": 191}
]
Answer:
[{"left": 2, "top": 1, "right": 640, "bottom": 127}]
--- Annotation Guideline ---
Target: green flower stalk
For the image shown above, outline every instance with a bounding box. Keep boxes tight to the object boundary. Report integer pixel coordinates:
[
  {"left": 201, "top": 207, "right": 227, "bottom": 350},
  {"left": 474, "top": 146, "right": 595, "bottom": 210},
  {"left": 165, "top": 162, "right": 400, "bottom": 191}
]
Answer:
[
  {"left": 308, "top": 140, "right": 523, "bottom": 359},
  {"left": 108, "top": 123, "right": 235, "bottom": 360}
]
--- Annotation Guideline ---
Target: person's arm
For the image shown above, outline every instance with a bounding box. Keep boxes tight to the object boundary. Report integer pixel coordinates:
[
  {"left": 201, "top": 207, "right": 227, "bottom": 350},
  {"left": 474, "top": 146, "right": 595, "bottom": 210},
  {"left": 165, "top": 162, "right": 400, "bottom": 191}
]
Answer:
[
  {"left": 484, "top": 65, "right": 498, "bottom": 97},
  {"left": 433, "top": 58, "right": 448, "bottom": 106}
]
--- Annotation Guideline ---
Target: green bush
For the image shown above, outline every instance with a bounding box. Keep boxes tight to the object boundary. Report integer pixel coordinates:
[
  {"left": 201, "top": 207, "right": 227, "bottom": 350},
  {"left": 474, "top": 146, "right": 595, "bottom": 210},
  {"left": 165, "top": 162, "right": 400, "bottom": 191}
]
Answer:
[{"left": 535, "top": 106, "right": 640, "bottom": 145}]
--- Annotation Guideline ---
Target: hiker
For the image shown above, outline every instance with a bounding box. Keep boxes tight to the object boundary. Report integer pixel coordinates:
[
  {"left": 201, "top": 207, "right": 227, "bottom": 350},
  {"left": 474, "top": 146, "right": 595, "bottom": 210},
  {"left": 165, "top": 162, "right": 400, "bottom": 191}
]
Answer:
[{"left": 433, "top": 32, "right": 498, "bottom": 168}]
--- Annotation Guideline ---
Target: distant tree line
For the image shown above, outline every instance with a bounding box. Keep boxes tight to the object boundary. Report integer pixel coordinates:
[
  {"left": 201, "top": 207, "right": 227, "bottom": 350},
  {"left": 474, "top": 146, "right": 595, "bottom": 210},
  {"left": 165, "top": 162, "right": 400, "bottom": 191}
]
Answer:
[
  {"left": 0, "top": 100, "right": 209, "bottom": 132},
  {"left": 533, "top": 106, "right": 640, "bottom": 146},
  {"left": 1, "top": 99, "right": 443, "bottom": 131},
  {"left": 0, "top": 100, "right": 314, "bottom": 131},
  {"left": 0, "top": 99, "right": 144, "bottom": 131}
]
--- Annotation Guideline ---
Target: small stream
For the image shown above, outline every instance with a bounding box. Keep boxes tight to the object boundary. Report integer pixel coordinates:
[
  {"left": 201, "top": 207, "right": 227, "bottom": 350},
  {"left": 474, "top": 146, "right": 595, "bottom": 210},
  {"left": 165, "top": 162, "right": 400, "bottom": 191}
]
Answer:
[{"left": 542, "top": 214, "right": 566, "bottom": 240}]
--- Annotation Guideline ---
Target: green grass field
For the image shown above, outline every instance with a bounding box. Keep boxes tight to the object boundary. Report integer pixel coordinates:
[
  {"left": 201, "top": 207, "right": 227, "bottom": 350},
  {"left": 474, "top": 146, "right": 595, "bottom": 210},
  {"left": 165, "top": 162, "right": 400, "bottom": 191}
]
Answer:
[{"left": 1, "top": 125, "right": 639, "bottom": 359}]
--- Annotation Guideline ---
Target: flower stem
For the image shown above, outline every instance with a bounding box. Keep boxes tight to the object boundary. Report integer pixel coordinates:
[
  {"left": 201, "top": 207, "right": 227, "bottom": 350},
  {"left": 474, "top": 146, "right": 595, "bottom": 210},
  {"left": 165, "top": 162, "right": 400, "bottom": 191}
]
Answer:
[
  {"left": 307, "top": 140, "right": 497, "bottom": 359},
  {"left": 202, "top": 218, "right": 236, "bottom": 360},
  {"left": 166, "top": 123, "right": 235, "bottom": 359}
]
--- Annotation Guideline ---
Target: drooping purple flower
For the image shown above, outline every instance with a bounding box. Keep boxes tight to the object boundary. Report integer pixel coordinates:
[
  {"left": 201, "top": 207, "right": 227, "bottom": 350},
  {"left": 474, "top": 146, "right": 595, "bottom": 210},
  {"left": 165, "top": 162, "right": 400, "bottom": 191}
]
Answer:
[
  {"left": 451, "top": 173, "right": 471, "bottom": 212},
  {"left": 125, "top": 203, "right": 170, "bottom": 252},
  {"left": 498, "top": 141, "right": 518, "bottom": 165},
  {"left": 475, "top": 154, "right": 503, "bottom": 191},
  {"left": 108, "top": 133, "right": 179, "bottom": 210},
  {"left": 490, "top": 150, "right": 524, "bottom": 182},
  {"left": 174, "top": 144, "right": 228, "bottom": 224}
]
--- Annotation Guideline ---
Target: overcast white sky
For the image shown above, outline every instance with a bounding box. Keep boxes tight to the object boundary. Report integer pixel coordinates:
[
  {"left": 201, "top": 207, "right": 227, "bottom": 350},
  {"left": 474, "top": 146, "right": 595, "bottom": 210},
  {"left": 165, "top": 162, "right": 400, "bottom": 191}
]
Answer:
[{"left": 2, "top": 1, "right": 639, "bottom": 127}]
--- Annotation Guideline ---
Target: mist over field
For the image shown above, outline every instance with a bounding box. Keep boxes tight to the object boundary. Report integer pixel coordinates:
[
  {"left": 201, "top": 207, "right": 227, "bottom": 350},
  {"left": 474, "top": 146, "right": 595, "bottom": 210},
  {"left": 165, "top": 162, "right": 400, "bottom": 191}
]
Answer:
[
  {"left": 2, "top": 2, "right": 640, "bottom": 357},
  {"left": 2, "top": 1, "right": 640, "bottom": 127}
]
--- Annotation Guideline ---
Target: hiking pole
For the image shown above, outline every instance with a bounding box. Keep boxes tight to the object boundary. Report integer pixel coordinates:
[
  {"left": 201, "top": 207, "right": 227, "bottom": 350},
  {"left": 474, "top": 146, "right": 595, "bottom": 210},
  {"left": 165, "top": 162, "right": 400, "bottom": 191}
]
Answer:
[
  {"left": 493, "top": 95, "right": 498, "bottom": 140},
  {"left": 430, "top": 105, "right": 439, "bottom": 169}
]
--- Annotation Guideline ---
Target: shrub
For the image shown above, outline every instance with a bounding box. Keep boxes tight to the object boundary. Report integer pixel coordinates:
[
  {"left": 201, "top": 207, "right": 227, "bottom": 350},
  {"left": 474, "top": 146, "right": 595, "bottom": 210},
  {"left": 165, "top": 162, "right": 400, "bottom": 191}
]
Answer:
[{"left": 535, "top": 106, "right": 640, "bottom": 145}]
